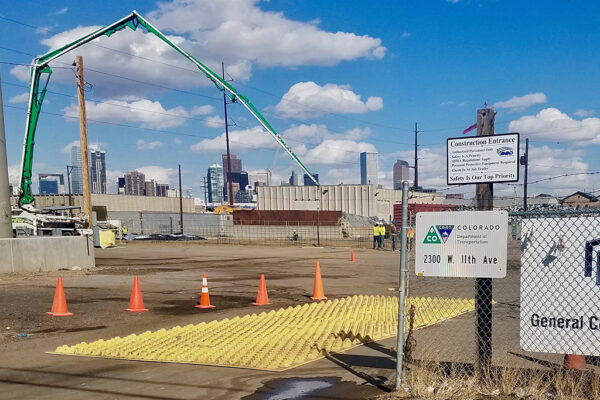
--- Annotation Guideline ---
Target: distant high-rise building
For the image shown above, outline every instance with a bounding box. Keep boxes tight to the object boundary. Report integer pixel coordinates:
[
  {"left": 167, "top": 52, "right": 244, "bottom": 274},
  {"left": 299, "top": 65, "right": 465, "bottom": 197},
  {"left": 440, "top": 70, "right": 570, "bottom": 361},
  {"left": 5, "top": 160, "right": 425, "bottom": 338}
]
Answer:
[
  {"left": 207, "top": 163, "right": 224, "bottom": 204},
  {"left": 167, "top": 189, "right": 180, "bottom": 198},
  {"left": 248, "top": 173, "right": 267, "bottom": 187},
  {"left": 222, "top": 154, "right": 242, "bottom": 200},
  {"left": 90, "top": 150, "right": 107, "bottom": 194},
  {"left": 304, "top": 173, "right": 319, "bottom": 186},
  {"left": 393, "top": 160, "right": 410, "bottom": 190},
  {"left": 289, "top": 170, "right": 299, "bottom": 186},
  {"left": 144, "top": 180, "right": 156, "bottom": 197},
  {"left": 155, "top": 183, "right": 169, "bottom": 197},
  {"left": 360, "top": 152, "right": 379, "bottom": 186},
  {"left": 124, "top": 171, "right": 145, "bottom": 196},
  {"left": 70, "top": 145, "right": 83, "bottom": 194},
  {"left": 117, "top": 177, "right": 125, "bottom": 194},
  {"left": 38, "top": 173, "right": 65, "bottom": 195}
]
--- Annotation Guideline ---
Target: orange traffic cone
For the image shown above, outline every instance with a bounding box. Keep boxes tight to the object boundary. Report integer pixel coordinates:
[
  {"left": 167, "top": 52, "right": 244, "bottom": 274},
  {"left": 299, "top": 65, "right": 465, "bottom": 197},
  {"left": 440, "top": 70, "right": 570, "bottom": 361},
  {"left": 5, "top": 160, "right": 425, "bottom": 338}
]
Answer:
[
  {"left": 350, "top": 251, "right": 356, "bottom": 262},
  {"left": 46, "top": 277, "right": 73, "bottom": 317},
  {"left": 252, "top": 274, "right": 270, "bottom": 306},
  {"left": 564, "top": 354, "right": 586, "bottom": 370},
  {"left": 311, "top": 261, "right": 327, "bottom": 301},
  {"left": 125, "top": 276, "right": 149, "bottom": 312},
  {"left": 195, "top": 274, "right": 216, "bottom": 309}
]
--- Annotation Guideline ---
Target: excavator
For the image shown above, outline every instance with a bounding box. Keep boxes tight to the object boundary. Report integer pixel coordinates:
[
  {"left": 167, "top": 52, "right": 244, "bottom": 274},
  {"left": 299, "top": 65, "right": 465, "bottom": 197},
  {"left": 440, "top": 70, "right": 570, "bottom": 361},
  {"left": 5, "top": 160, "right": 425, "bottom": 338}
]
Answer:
[{"left": 16, "top": 11, "right": 319, "bottom": 220}]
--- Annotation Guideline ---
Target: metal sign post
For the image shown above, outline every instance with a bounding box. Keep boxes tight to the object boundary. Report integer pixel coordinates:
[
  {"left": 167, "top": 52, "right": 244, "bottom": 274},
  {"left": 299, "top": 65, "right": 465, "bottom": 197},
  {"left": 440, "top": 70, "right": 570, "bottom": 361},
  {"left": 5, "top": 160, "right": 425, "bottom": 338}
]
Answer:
[{"left": 395, "top": 180, "right": 409, "bottom": 389}]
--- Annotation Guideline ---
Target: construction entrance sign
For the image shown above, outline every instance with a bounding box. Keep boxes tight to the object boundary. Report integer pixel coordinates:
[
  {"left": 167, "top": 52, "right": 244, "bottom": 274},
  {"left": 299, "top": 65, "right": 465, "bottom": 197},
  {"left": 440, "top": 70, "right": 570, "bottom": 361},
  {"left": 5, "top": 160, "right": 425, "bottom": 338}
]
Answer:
[{"left": 415, "top": 211, "right": 508, "bottom": 278}]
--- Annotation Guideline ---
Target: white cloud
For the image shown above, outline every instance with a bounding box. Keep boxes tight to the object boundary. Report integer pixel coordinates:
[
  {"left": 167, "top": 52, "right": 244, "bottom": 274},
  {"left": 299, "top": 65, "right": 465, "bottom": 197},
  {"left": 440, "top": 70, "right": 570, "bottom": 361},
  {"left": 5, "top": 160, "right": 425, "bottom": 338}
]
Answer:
[
  {"left": 190, "top": 126, "right": 277, "bottom": 154},
  {"left": 441, "top": 100, "right": 465, "bottom": 107},
  {"left": 525, "top": 145, "right": 600, "bottom": 196},
  {"left": 62, "top": 98, "right": 191, "bottom": 129},
  {"left": 173, "top": 138, "right": 183, "bottom": 145},
  {"left": 8, "top": 164, "right": 20, "bottom": 186},
  {"left": 60, "top": 140, "right": 105, "bottom": 153},
  {"left": 303, "top": 139, "right": 376, "bottom": 165},
  {"left": 447, "top": 0, "right": 460, "bottom": 3},
  {"left": 191, "top": 105, "right": 216, "bottom": 116},
  {"left": 274, "top": 82, "right": 383, "bottom": 119},
  {"left": 401, "top": 32, "right": 411, "bottom": 38},
  {"left": 149, "top": 0, "right": 386, "bottom": 69},
  {"left": 50, "top": 7, "right": 68, "bottom": 16},
  {"left": 508, "top": 108, "right": 600, "bottom": 143},
  {"left": 9, "top": 93, "right": 29, "bottom": 103},
  {"left": 493, "top": 92, "right": 547, "bottom": 112},
  {"left": 203, "top": 115, "right": 225, "bottom": 128},
  {"left": 136, "top": 166, "right": 177, "bottom": 185},
  {"left": 574, "top": 109, "right": 595, "bottom": 118},
  {"left": 136, "top": 140, "right": 165, "bottom": 150},
  {"left": 13, "top": 1, "right": 385, "bottom": 97},
  {"left": 281, "top": 124, "right": 371, "bottom": 145}
]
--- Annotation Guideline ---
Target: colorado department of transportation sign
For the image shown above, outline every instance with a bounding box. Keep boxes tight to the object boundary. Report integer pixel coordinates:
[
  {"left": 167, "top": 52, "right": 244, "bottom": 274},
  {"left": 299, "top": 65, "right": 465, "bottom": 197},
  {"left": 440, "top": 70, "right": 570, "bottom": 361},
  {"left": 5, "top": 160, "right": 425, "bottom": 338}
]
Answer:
[
  {"left": 447, "top": 132, "right": 519, "bottom": 185},
  {"left": 520, "top": 217, "right": 600, "bottom": 355},
  {"left": 415, "top": 211, "right": 508, "bottom": 278}
]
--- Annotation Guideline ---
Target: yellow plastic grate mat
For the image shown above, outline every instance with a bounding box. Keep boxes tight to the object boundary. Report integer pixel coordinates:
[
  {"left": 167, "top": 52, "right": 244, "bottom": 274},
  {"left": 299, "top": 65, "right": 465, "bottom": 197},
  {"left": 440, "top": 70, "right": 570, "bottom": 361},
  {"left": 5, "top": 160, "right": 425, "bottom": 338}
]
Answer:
[{"left": 51, "top": 295, "right": 475, "bottom": 371}]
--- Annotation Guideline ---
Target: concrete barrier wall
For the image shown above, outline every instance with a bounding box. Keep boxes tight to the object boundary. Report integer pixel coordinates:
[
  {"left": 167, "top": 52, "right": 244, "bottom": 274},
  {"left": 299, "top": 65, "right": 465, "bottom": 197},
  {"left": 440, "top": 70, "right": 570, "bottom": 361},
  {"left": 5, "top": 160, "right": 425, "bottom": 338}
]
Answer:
[{"left": 0, "top": 236, "right": 95, "bottom": 274}]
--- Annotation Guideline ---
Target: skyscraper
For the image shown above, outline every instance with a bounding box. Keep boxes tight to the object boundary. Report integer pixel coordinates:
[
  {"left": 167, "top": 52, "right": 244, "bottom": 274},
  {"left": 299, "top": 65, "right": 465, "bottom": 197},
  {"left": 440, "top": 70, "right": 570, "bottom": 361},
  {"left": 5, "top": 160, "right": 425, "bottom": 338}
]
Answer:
[
  {"left": 303, "top": 173, "right": 319, "bottom": 186},
  {"left": 155, "top": 183, "right": 169, "bottom": 197},
  {"left": 222, "top": 154, "right": 242, "bottom": 200},
  {"left": 90, "top": 149, "right": 107, "bottom": 194},
  {"left": 289, "top": 170, "right": 299, "bottom": 186},
  {"left": 393, "top": 160, "right": 410, "bottom": 190},
  {"left": 70, "top": 145, "right": 83, "bottom": 194},
  {"left": 117, "top": 177, "right": 125, "bottom": 194},
  {"left": 124, "top": 170, "right": 145, "bottom": 195},
  {"left": 144, "top": 180, "right": 156, "bottom": 196},
  {"left": 360, "top": 152, "right": 379, "bottom": 186},
  {"left": 207, "top": 163, "right": 224, "bottom": 204},
  {"left": 38, "top": 173, "right": 65, "bottom": 194}
]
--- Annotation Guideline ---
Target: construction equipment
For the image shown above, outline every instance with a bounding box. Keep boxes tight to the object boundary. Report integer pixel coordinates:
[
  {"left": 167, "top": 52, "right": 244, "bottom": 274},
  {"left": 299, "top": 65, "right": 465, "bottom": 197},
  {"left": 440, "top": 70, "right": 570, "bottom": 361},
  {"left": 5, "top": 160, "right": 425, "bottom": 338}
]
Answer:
[
  {"left": 17, "top": 10, "right": 319, "bottom": 212},
  {"left": 11, "top": 206, "right": 88, "bottom": 237},
  {"left": 212, "top": 204, "right": 242, "bottom": 214}
]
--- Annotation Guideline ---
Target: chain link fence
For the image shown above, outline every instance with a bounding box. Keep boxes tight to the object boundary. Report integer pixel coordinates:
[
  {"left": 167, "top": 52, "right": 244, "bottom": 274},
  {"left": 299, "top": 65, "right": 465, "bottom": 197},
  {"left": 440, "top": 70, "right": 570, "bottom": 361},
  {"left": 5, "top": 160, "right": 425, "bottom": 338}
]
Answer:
[{"left": 399, "top": 208, "right": 600, "bottom": 398}]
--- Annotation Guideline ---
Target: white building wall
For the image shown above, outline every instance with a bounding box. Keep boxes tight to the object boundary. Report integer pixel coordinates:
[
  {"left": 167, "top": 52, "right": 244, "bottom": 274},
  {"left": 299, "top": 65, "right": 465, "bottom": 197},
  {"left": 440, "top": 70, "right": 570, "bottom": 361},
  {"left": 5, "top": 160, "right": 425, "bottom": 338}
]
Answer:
[{"left": 257, "top": 185, "right": 443, "bottom": 221}]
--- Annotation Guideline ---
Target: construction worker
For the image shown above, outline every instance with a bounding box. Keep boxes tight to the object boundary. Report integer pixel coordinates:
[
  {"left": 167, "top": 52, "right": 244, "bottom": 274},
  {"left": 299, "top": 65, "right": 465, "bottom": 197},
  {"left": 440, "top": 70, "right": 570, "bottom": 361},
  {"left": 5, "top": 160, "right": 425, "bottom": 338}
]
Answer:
[
  {"left": 391, "top": 220, "right": 398, "bottom": 251},
  {"left": 121, "top": 225, "right": 128, "bottom": 239},
  {"left": 379, "top": 222, "right": 386, "bottom": 249},
  {"left": 373, "top": 222, "right": 380, "bottom": 249}
]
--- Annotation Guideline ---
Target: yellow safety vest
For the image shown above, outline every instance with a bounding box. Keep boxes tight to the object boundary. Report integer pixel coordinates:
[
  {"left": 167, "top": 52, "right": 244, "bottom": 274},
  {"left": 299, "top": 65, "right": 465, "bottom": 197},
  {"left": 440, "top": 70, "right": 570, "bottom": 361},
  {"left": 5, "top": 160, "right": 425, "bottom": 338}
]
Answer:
[
  {"left": 379, "top": 226, "right": 386, "bottom": 236},
  {"left": 373, "top": 226, "right": 379, "bottom": 236}
]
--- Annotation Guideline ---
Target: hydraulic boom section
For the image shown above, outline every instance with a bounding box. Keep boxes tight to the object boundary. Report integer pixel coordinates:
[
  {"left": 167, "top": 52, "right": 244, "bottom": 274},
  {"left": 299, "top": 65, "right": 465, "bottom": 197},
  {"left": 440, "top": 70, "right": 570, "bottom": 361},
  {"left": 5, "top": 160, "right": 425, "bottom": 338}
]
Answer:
[{"left": 18, "top": 11, "right": 318, "bottom": 206}]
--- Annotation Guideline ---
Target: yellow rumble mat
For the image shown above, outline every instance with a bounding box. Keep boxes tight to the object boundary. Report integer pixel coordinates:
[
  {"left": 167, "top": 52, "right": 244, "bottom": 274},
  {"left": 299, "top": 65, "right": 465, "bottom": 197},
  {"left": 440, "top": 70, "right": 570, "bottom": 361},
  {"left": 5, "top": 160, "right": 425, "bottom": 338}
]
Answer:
[{"left": 51, "top": 295, "right": 475, "bottom": 371}]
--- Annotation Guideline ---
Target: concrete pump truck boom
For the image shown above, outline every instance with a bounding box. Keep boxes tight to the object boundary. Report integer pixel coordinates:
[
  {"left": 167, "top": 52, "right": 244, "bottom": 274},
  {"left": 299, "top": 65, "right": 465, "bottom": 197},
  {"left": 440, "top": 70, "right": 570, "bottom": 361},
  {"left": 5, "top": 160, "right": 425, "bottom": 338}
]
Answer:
[{"left": 15, "top": 11, "right": 319, "bottom": 235}]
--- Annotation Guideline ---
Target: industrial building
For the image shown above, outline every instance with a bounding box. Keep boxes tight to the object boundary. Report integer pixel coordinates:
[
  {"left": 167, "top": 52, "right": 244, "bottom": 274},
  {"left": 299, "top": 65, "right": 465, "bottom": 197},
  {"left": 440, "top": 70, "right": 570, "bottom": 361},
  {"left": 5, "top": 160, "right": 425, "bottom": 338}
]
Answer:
[{"left": 256, "top": 184, "right": 442, "bottom": 222}]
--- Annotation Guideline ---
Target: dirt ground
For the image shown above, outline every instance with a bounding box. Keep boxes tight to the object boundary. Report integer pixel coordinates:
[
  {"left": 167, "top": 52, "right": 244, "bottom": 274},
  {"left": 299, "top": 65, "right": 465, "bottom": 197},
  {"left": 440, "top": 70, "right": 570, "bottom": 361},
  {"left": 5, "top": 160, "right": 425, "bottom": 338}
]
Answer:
[
  {"left": 0, "top": 240, "right": 569, "bottom": 399},
  {"left": 0, "top": 241, "right": 409, "bottom": 399}
]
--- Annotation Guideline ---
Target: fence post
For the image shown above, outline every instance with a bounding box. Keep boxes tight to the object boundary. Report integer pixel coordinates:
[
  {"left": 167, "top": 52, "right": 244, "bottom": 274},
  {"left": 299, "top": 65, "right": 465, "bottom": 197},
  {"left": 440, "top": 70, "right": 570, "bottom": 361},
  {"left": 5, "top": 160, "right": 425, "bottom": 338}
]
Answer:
[{"left": 395, "top": 180, "right": 409, "bottom": 389}]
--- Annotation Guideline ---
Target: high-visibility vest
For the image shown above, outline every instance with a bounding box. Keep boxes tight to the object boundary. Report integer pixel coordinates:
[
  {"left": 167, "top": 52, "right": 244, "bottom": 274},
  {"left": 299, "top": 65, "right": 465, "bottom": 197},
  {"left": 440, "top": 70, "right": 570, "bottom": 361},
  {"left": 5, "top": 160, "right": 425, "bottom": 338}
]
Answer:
[
  {"left": 373, "top": 226, "right": 379, "bottom": 236},
  {"left": 379, "top": 226, "right": 386, "bottom": 236}
]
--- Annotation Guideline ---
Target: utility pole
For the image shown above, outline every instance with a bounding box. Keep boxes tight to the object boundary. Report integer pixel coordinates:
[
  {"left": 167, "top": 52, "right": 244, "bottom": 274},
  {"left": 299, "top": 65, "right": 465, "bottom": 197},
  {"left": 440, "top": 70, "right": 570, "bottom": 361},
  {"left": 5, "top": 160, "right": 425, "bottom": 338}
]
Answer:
[
  {"left": 521, "top": 138, "right": 529, "bottom": 211},
  {"left": 178, "top": 164, "right": 183, "bottom": 234},
  {"left": 75, "top": 56, "right": 92, "bottom": 229},
  {"left": 222, "top": 62, "right": 234, "bottom": 207},
  {"left": 413, "top": 122, "right": 419, "bottom": 189},
  {"left": 0, "top": 70, "right": 13, "bottom": 238},
  {"left": 475, "top": 107, "right": 494, "bottom": 376}
]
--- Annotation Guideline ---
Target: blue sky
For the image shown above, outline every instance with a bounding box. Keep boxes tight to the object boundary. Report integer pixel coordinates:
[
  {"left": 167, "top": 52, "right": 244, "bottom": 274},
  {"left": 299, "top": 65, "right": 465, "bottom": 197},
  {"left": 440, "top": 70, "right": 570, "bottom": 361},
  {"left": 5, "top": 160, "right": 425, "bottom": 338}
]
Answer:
[{"left": 1, "top": 0, "right": 600, "bottom": 199}]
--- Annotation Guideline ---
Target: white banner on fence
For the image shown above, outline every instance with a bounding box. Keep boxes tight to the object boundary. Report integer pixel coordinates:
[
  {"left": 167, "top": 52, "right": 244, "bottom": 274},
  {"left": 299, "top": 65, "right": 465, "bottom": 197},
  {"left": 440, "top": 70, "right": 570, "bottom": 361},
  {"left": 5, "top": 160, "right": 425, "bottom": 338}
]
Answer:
[
  {"left": 520, "top": 217, "right": 600, "bottom": 355},
  {"left": 415, "top": 211, "right": 507, "bottom": 278}
]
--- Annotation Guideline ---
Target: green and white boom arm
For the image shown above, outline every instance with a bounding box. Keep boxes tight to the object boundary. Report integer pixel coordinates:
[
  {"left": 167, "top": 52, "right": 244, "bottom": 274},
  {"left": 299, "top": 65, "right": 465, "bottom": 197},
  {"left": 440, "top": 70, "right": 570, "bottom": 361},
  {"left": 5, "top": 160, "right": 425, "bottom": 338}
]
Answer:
[{"left": 18, "top": 10, "right": 318, "bottom": 206}]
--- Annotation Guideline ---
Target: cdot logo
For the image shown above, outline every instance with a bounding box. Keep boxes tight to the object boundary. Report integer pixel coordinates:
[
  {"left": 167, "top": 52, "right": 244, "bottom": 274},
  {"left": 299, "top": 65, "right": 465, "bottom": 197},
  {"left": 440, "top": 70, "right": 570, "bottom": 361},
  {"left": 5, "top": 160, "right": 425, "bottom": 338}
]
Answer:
[
  {"left": 436, "top": 225, "right": 454, "bottom": 243},
  {"left": 423, "top": 226, "right": 442, "bottom": 244},
  {"left": 423, "top": 225, "right": 455, "bottom": 244}
]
